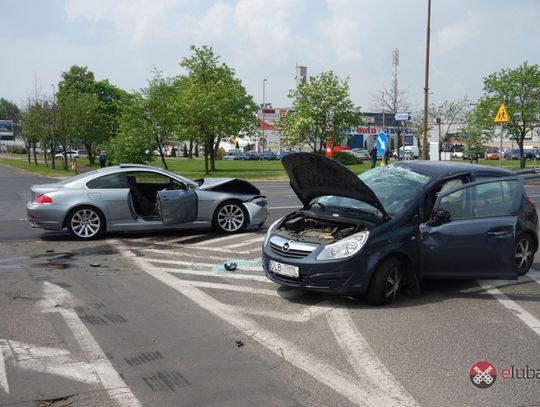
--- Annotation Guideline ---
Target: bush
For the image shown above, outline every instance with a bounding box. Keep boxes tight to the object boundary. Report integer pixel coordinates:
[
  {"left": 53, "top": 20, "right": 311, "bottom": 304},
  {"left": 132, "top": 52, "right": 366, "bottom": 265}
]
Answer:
[{"left": 332, "top": 151, "right": 363, "bottom": 165}]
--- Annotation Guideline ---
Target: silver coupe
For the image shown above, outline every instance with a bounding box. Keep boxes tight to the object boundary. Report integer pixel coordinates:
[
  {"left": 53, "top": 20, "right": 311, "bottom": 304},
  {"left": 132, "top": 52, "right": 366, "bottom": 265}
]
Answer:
[{"left": 27, "top": 164, "right": 268, "bottom": 240}]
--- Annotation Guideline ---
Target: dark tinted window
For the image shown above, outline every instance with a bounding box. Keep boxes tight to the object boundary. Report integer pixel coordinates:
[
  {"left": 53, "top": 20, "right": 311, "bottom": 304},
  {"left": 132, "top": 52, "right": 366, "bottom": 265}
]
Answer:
[
  {"left": 439, "top": 180, "right": 518, "bottom": 220},
  {"left": 87, "top": 173, "right": 129, "bottom": 189}
]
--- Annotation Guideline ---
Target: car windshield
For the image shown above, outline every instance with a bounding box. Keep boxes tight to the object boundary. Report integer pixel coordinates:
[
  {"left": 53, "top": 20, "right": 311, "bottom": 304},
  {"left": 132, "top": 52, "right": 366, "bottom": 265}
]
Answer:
[{"left": 312, "top": 165, "right": 432, "bottom": 218}]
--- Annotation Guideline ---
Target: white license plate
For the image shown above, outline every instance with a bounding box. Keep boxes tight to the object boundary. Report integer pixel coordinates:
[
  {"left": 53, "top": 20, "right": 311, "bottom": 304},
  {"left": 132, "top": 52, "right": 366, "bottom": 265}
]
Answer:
[{"left": 269, "top": 260, "right": 299, "bottom": 278}]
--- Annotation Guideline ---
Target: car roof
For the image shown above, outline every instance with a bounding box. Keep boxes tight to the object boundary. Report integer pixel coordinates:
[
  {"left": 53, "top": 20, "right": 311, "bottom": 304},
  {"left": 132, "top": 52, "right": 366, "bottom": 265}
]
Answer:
[{"left": 394, "top": 160, "right": 514, "bottom": 178}]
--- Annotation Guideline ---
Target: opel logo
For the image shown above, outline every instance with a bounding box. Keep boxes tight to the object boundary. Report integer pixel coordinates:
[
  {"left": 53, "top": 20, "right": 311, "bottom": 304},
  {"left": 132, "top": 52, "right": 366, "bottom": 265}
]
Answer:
[{"left": 282, "top": 241, "right": 293, "bottom": 253}]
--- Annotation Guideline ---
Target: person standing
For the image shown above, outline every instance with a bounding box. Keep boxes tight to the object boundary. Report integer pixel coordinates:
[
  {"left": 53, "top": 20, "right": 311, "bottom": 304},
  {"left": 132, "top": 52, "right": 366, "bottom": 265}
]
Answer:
[
  {"left": 99, "top": 151, "right": 107, "bottom": 168},
  {"left": 369, "top": 146, "right": 377, "bottom": 169},
  {"left": 383, "top": 149, "right": 391, "bottom": 165}
]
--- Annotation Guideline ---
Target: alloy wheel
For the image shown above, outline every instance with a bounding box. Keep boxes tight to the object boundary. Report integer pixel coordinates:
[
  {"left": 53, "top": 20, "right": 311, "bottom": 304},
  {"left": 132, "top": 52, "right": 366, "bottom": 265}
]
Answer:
[
  {"left": 70, "top": 208, "right": 102, "bottom": 239},
  {"left": 515, "top": 236, "right": 533, "bottom": 275},
  {"left": 384, "top": 267, "right": 402, "bottom": 303},
  {"left": 217, "top": 204, "right": 245, "bottom": 232}
]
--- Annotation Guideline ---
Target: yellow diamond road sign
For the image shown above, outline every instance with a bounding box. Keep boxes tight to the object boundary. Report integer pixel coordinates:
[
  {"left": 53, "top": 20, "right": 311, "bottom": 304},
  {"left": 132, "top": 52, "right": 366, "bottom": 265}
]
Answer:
[{"left": 494, "top": 103, "right": 509, "bottom": 123}]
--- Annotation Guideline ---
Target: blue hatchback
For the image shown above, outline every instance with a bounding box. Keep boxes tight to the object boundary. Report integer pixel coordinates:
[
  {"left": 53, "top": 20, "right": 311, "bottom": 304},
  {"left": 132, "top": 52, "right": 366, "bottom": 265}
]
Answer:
[{"left": 263, "top": 153, "right": 538, "bottom": 305}]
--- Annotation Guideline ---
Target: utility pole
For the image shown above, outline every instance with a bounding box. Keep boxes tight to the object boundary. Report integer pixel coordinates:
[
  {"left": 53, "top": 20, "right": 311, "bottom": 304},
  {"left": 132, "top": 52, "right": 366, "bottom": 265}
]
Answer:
[{"left": 422, "top": 0, "right": 432, "bottom": 160}]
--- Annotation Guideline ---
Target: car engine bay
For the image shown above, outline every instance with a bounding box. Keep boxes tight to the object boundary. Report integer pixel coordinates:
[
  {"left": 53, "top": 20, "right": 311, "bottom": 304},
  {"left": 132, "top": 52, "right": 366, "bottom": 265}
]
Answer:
[{"left": 275, "top": 213, "right": 367, "bottom": 244}]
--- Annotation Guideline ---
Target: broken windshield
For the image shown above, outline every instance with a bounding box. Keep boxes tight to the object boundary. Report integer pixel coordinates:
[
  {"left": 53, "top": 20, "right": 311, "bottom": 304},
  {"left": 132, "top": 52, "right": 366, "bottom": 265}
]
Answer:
[{"left": 313, "top": 165, "right": 432, "bottom": 217}]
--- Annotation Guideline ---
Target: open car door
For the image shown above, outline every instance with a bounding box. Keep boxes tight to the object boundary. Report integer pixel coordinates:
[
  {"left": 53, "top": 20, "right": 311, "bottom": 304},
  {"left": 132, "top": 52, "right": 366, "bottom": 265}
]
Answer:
[
  {"left": 156, "top": 189, "right": 197, "bottom": 225},
  {"left": 419, "top": 177, "right": 522, "bottom": 280}
]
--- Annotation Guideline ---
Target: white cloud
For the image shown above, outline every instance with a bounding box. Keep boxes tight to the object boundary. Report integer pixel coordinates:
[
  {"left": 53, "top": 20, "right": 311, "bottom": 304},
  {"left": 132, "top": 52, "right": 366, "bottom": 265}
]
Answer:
[
  {"left": 436, "top": 13, "right": 480, "bottom": 52},
  {"left": 66, "top": 0, "right": 186, "bottom": 44}
]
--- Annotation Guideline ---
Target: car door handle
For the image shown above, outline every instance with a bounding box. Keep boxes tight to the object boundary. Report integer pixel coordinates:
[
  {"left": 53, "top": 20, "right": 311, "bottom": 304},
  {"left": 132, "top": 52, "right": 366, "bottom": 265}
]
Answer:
[{"left": 487, "top": 230, "right": 510, "bottom": 237}]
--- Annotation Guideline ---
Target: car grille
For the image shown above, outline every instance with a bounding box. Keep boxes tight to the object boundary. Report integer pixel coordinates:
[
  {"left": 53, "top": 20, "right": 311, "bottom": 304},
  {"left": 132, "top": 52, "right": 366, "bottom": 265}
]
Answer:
[{"left": 269, "top": 235, "right": 317, "bottom": 259}]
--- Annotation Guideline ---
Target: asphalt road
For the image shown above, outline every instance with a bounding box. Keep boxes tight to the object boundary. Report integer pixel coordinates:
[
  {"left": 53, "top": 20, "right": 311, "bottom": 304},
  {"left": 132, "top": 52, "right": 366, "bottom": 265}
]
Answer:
[{"left": 0, "top": 164, "right": 539, "bottom": 407}]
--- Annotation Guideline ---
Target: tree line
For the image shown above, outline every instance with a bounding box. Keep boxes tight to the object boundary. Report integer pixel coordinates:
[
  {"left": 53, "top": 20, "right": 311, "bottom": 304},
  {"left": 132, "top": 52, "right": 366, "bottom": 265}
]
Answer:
[{"left": 1, "top": 45, "right": 539, "bottom": 171}]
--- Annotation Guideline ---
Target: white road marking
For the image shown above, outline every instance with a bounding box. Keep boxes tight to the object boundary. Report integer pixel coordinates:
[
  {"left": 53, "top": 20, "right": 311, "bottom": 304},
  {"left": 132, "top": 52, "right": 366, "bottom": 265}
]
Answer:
[
  {"left": 191, "top": 233, "right": 258, "bottom": 247},
  {"left": 39, "top": 282, "right": 142, "bottom": 407},
  {"left": 168, "top": 234, "right": 214, "bottom": 244},
  {"left": 137, "top": 240, "right": 257, "bottom": 254},
  {"left": 229, "top": 300, "right": 337, "bottom": 322},
  {"left": 268, "top": 206, "right": 302, "bottom": 210},
  {"left": 111, "top": 241, "right": 408, "bottom": 407},
  {"left": 147, "top": 258, "right": 262, "bottom": 272},
  {"left": 6, "top": 340, "right": 100, "bottom": 385},
  {"left": 326, "top": 307, "right": 419, "bottom": 407},
  {"left": 479, "top": 281, "right": 540, "bottom": 338},
  {"left": 138, "top": 248, "right": 261, "bottom": 263},
  {"left": 0, "top": 340, "right": 9, "bottom": 394},
  {"left": 158, "top": 266, "right": 269, "bottom": 283},
  {"left": 187, "top": 280, "right": 292, "bottom": 298},
  {"left": 223, "top": 236, "right": 265, "bottom": 249}
]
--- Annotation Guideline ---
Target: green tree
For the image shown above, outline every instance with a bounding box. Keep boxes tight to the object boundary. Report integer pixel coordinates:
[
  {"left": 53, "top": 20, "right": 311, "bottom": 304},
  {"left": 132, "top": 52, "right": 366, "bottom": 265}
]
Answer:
[
  {"left": 478, "top": 62, "right": 540, "bottom": 168},
  {"left": 458, "top": 99, "right": 495, "bottom": 163},
  {"left": 178, "top": 46, "right": 258, "bottom": 174},
  {"left": 430, "top": 97, "right": 470, "bottom": 159},
  {"left": 21, "top": 100, "right": 47, "bottom": 165},
  {"left": 57, "top": 65, "right": 127, "bottom": 164},
  {"left": 276, "top": 71, "right": 361, "bottom": 153},
  {"left": 111, "top": 71, "right": 181, "bottom": 167}
]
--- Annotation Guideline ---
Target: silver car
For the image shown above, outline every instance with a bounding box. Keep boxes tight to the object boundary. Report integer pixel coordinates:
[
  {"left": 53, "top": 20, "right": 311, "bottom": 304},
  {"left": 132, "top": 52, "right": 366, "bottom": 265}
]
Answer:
[{"left": 27, "top": 164, "right": 267, "bottom": 240}]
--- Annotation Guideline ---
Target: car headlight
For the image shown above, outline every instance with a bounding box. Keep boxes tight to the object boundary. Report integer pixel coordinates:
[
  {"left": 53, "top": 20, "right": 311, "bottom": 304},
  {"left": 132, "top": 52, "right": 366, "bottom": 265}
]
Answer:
[
  {"left": 263, "top": 217, "right": 284, "bottom": 248},
  {"left": 316, "top": 231, "right": 369, "bottom": 260}
]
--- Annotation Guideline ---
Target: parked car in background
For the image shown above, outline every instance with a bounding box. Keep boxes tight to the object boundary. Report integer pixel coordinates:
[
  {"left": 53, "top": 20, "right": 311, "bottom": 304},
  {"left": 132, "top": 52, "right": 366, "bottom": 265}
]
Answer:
[
  {"left": 263, "top": 153, "right": 537, "bottom": 305},
  {"left": 276, "top": 151, "right": 290, "bottom": 160},
  {"left": 243, "top": 151, "right": 260, "bottom": 160},
  {"left": 462, "top": 148, "right": 485, "bottom": 160},
  {"left": 27, "top": 164, "right": 267, "bottom": 240},
  {"left": 525, "top": 149, "right": 537, "bottom": 160},
  {"left": 223, "top": 149, "right": 245, "bottom": 160},
  {"left": 484, "top": 147, "right": 500, "bottom": 160},
  {"left": 349, "top": 149, "right": 370, "bottom": 160},
  {"left": 55, "top": 150, "right": 80, "bottom": 160},
  {"left": 260, "top": 151, "right": 277, "bottom": 160},
  {"left": 508, "top": 149, "right": 522, "bottom": 160}
]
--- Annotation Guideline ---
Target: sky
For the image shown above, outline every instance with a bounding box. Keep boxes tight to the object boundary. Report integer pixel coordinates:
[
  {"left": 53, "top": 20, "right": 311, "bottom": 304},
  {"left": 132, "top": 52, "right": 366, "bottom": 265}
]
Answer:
[{"left": 2, "top": 0, "right": 540, "bottom": 112}]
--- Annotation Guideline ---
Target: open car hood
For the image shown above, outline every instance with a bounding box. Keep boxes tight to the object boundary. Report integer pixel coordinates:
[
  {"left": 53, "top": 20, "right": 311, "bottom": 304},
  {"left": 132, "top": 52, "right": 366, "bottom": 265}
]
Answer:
[
  {"left": 281, "top": 153, "right": 389, "bottom": 218},
  {"left": 196, "top": 178, "right": 261, "bottom": 195}
]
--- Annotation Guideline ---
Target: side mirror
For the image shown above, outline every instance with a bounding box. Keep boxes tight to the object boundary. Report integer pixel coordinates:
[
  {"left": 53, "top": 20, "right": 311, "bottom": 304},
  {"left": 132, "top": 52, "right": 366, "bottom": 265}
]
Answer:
[{"left": 427, "top": 208, "right": 451, "bottom": 226}]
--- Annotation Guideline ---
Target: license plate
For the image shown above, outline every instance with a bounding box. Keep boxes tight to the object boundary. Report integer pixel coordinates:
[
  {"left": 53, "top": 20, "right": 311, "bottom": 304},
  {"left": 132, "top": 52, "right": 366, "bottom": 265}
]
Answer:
[{"left": 269, "top": 260, "right": 299, "bottom": 278}]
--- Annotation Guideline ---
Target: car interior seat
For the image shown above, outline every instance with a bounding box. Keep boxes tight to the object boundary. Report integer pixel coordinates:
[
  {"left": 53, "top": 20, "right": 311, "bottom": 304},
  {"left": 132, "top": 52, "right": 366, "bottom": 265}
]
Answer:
[{"left": 127, "top": 175, "right": 156, "bottom": 217}]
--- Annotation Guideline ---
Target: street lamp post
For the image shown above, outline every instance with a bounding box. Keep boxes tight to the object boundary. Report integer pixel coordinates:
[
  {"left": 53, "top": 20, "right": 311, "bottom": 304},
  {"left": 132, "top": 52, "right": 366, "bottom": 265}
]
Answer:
[
  {"left": 436, "top": 117, "right": 441, "bottom": 160},
  {"left": 261, "top": 79, "right": 267, "bottom": 158},
  {"left": 422, "top": 0, "right": 432, "bottom": 160}
]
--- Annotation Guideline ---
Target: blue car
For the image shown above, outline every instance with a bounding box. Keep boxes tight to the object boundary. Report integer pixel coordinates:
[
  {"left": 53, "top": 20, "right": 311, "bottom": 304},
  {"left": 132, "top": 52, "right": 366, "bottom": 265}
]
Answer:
[{"left": 263, "top": 153, "right": 538, "bottom": 305}]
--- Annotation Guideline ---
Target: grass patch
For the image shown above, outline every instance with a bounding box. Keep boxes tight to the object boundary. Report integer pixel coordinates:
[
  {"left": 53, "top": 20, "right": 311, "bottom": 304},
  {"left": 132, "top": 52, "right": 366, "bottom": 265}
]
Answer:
[
  {"left": 2, "top": 153, "right": 535, "bottom": 181},
  {"left": 0, "top": 153, "right": 370, "bottom": 180}
]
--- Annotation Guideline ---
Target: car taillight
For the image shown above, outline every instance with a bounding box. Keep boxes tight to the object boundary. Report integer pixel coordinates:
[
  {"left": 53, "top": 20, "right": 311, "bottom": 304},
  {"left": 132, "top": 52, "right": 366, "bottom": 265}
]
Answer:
[
  {"left": 528, "top": 196, "right": 536, "bottom": 210},
  {"left": 33, "top": 195, "right": 53, "bottom": 204}
]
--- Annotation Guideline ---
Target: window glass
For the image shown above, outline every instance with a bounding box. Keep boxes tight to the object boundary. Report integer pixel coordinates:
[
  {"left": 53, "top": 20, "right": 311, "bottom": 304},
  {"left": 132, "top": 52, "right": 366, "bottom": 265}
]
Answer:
[
  {"left": 86, "top": 173, "right": 129, "bottom": 189},
  {"left": 128, "top": 171, "right": 170, "bottom": 184},
  {"left": 438, "top": 180, "right": 517, "bottom": 220}
]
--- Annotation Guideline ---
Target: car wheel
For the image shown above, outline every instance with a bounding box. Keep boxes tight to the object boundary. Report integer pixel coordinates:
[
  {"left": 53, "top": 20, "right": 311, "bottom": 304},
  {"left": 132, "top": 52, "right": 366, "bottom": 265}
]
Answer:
[
  {"left": 367, "top": 258, "right": 402, "bottom": 305},
  {"left": 66, "top": 206, "right": 105, "bottom": 240},
  {"left": 213, "top": 201, "right": 248, "bottom": 234},
  {"left": 515, "top": 234, "right": 534, "bottom": 276}
]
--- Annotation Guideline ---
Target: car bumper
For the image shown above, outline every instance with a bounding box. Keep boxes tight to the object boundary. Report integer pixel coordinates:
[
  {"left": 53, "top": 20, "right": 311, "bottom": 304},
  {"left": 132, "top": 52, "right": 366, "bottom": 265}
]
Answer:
[
  {"left": 262, "top": 246, "right": 370, "bottom": 295},
  {"left": 26, "top": 202, "right": 65, "bottom": 231},
  {"left": 243, "top": 201, "right": 268, "bottom": 227}
]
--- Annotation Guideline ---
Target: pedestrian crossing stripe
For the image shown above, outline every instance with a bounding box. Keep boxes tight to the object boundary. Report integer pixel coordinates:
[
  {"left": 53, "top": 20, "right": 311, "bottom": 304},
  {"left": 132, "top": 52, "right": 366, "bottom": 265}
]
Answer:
[{"left": 493, "top": 103, "right": 509, "bottom": 123}]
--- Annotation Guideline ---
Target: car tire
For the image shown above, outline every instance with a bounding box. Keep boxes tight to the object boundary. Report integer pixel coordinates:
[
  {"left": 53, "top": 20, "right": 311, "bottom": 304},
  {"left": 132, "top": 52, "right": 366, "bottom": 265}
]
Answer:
[
  {"left": 367, "top": 257, "right": 402, "bottom": 305},
  {"left": 66, "top": 206, "right": 106, "bottom": 240},
  {"left": 213, "top": 201, "right": 248, "bottom": 234},
  {"left": 515, "top": 234, "right": 534, "bottom": 276}
]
